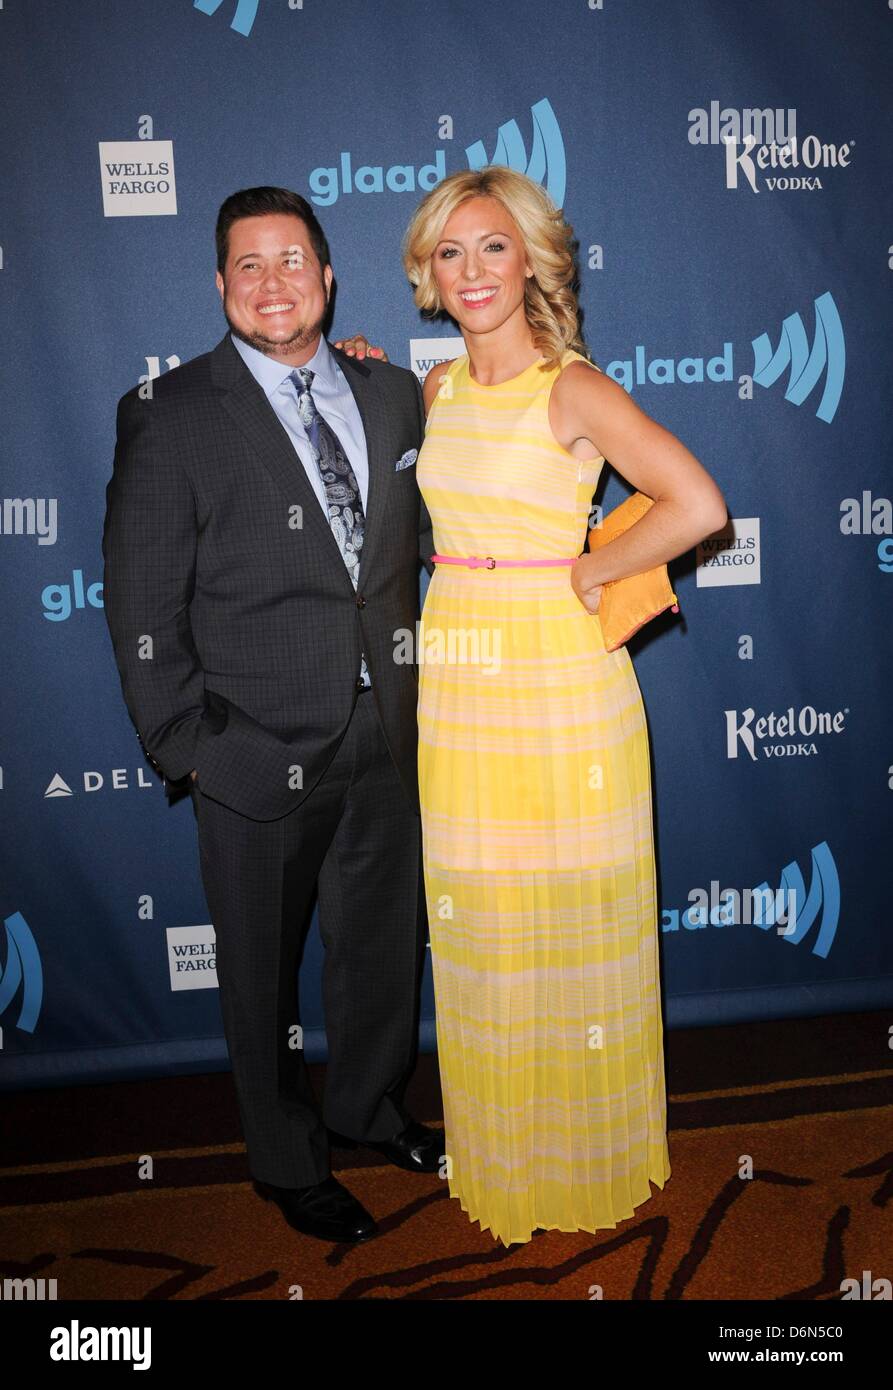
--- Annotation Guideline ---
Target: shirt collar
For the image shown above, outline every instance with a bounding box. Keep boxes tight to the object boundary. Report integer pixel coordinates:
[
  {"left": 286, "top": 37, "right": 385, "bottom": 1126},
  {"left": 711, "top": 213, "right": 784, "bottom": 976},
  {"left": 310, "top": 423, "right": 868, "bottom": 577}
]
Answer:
[{"left": 229, "top": 331, "right": 336, "bottom": 399}]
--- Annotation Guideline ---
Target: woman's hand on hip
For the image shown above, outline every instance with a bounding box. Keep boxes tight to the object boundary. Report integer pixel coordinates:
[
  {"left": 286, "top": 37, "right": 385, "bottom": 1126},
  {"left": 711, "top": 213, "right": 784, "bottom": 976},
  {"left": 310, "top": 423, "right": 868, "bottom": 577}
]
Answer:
[{"left": 571, "top": 554, "right": 603, "bottom": 615}]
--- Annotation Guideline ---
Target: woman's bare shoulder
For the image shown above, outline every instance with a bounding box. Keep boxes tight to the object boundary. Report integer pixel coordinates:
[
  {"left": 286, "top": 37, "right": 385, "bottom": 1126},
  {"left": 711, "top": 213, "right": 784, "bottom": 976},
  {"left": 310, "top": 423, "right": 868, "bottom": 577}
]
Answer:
[{"left": 551, "top": 354, "right": 614, "bottom": 412}]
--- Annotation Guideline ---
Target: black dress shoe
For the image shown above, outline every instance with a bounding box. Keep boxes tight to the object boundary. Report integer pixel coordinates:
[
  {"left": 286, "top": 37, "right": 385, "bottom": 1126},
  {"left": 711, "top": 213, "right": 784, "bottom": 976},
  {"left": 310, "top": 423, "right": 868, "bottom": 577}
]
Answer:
[
  {"left": 365, "top": 1121, "right": 446, "bottom": 1174},
  {"left": 254, "top": 1176, "right": 378, "bottom": 1243}
]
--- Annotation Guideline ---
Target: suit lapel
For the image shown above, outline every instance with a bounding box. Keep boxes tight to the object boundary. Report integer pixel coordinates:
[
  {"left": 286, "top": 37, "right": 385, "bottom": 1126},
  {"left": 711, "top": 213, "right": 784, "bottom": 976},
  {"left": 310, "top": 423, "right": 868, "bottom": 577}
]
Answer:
[{"left": 210, "top": 334, "right": 393, "bottom": 590}]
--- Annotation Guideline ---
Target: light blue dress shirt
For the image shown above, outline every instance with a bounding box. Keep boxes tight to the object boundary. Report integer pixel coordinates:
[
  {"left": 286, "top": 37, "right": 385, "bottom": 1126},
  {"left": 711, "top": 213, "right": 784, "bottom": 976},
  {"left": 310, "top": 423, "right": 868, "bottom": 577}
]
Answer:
[{"left": 230, "top": 330, "right": 372, "bottom": 686}]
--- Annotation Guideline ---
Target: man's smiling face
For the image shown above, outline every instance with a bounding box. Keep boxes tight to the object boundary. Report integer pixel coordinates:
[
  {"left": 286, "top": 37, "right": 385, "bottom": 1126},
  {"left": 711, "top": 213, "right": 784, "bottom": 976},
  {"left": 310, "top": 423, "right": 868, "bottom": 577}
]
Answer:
[{"left": 216, "top": 211, "right": 333, "bottom": 362}]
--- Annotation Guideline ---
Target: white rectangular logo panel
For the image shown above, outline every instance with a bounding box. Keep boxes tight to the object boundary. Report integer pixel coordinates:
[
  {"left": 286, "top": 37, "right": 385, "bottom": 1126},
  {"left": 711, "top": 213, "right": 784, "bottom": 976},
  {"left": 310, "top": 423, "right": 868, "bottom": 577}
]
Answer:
[
  {"left": 99, "top": 140, "right": 177, "bottom": 217},
  {"left": 409, "top": 336, "right": 465, "bottom": 381},
  {"left": 166, "top": 924, "right": 217, "bottom": 991},
  {"left": 697, "top": 516, "right": 761, "bottom": 586}
]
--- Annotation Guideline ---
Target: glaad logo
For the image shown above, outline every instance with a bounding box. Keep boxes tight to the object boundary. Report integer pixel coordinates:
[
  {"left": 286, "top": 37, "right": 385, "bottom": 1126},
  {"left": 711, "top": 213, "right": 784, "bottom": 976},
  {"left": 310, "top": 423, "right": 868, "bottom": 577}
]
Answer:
[
  {"left": 193, "top": 0, "right": 259, "bottom": 37},
  {"left": 308, "top": 98, "right": 565, "bottom": 208},
  {"left": 663, "top": 842, "right": 839, "bottom": 959},
  {"left": 725, "top": 702, "right": 848, "bottom": 760},
  {"left": 466, "top": 97, "right": 566, "bottom": 208},
  {"left": 42, "top": 570, "right": 103, "bottom": 621},
  {"left": 605, "top": 293, "right": 844, "bottom": 423},
  {"left": 752, "top": 291, "right": 844, "bottom": 424},
  {"left": 840, "top": 491, "right": 893, "bottom": 573},
  {"left": 0, "top": 911, "right": 43, "bottom": 1034}
]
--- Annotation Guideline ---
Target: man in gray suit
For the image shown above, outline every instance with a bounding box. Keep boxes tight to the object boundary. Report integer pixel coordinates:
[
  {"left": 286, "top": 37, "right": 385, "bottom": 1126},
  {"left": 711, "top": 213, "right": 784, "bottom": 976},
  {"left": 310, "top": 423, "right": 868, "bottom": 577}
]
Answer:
[{"left": 103, "top": 187, "right": 442, "bottom": 1244}]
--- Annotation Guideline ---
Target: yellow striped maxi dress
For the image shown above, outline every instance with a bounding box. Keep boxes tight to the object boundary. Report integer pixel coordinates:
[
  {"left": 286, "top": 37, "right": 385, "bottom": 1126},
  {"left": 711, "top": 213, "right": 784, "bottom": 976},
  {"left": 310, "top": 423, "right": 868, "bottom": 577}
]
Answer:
[{"left": 415, "top": 349, "right": 671, "bottom": 1246}]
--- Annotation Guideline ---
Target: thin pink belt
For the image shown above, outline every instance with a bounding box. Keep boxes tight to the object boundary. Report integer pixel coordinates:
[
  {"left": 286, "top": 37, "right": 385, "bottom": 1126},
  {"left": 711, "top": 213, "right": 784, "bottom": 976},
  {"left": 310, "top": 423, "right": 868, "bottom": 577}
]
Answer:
[{"left": 432, "top": 553, "right": 578, "bottom": 570}]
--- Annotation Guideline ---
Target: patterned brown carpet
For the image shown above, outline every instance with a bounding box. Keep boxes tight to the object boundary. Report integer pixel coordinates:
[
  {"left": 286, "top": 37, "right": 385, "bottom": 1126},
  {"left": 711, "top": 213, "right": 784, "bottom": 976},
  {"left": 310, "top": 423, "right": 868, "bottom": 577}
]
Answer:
[{"left": 2, "top": 1010, "right": 891, "bottom": 1300}]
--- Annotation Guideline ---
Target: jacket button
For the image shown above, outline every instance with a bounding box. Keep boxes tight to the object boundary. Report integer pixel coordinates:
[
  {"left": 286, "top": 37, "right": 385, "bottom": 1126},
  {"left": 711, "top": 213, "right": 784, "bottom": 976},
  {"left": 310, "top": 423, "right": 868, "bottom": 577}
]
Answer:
[
  {"left": 355, "top": 677, "right": 366, "bottom": 691},
  {"left": 356, "top": 595, "right": 366, "bottom": 608}
]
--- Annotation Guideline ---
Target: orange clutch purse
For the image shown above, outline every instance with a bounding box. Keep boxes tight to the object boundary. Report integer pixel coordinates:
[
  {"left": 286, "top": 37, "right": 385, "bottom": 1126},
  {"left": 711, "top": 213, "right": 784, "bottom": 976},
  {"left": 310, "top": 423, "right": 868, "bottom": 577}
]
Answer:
[{"left": 587, "top": 492, "right": 679, "bottom": 651}]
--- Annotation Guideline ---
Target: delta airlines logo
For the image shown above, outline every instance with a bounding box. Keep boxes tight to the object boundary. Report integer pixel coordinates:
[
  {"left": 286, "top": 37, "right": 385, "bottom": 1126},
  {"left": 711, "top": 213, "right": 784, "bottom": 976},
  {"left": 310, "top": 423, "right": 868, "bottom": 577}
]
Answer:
[
  {"left": 307, "top": 98, "right": 566, "bottom": 208},
  {"left": 193, "top": 0, "right": 259, "bottom": 37},
  {"left": 44, "top": 769, "right": 156, "bottom": 797},
  {"left": 663, "top": 841, "right": 839, "bottom": 958},
  {"left": 607, "top": 291, "right": 844, "bottom": 423},
  {"left": 0, "top": 912, "right": 43, "bottom": 1035},
  {"left": 688, "top": 104, "right": 853, "bottom": 192}
]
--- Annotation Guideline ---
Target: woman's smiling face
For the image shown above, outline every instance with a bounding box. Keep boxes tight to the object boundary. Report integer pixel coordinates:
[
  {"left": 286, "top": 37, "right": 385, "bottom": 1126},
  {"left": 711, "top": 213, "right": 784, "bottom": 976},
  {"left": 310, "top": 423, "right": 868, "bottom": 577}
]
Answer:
[{"left": 431, "top": 195, "right": 533, "bottom": 334}]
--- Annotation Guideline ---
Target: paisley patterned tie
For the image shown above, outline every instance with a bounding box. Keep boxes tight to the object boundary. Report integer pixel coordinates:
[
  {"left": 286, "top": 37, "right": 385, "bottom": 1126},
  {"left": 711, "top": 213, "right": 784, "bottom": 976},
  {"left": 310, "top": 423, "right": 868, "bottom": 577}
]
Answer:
[{"left": 290, "top": 367, "right": 370, "bottom": 688}]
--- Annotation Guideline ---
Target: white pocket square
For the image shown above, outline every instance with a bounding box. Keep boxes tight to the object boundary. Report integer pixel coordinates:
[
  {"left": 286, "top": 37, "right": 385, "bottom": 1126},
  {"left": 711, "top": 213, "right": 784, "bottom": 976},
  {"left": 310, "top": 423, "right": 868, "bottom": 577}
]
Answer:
[{"left": 395, "top": 449, "right": 418, "bottom": 471}]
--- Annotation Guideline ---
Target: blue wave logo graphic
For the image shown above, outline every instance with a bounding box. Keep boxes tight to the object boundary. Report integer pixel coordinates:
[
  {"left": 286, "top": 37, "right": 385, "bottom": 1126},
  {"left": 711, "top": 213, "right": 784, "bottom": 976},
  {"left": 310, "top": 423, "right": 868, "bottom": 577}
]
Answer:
[
  {"left": 666, "top": 841, "right": 840, "bottom": 957},
  {"left": 193, "top": 0, "right": 259, "bottom": 37},
  {"left": 751, "top": 840, "right": 840, "bottom": 958},
  {"left": 0, "top": 911, "right": 43, "bottom": 1033},
  {"left": 752, "top": 291, "right": 844, "bottom": 423},
  {"left": 466, "top": 98, "right": 566, "bottom": 207}
]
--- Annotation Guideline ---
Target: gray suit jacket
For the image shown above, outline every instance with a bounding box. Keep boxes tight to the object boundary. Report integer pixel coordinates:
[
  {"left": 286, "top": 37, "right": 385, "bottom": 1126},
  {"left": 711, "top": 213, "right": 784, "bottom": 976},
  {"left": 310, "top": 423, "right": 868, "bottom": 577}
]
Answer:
[{"left": 102, "top": 332, "right": 433, "bottom": 821}]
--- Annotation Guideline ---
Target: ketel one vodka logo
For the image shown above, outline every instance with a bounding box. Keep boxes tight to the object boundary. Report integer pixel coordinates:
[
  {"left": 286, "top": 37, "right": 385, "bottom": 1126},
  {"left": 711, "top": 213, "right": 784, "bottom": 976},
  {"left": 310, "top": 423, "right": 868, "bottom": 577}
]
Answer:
[
  {"left": 725, "top": 702, "right": 848, "bottom": 760},
  {"left": 687, "top": 104, "right": 853, "bottom": 192},
  {"left": 0, "top": 912, "right": 43, "bottom": 1035},
  {"left": 193, "top": 0, "right": 259, "bottom": 37},
  {"left": 308, "top": 98, "right": 565, "bottom": 209}
]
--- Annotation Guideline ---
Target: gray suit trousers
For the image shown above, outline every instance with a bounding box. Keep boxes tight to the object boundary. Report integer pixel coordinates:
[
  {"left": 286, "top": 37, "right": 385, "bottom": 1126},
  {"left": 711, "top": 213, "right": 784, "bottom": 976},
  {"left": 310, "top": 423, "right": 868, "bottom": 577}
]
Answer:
[{"left": 190, "top": 687, "right": 426, "bottom": 1188}]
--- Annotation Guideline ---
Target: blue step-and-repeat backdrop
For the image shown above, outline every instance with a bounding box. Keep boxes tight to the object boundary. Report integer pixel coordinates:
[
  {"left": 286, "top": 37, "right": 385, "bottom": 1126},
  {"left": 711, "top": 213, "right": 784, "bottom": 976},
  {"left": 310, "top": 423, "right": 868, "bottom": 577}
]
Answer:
[{"left": 1, "top": 0, "right": 891, "bottom": 1090}]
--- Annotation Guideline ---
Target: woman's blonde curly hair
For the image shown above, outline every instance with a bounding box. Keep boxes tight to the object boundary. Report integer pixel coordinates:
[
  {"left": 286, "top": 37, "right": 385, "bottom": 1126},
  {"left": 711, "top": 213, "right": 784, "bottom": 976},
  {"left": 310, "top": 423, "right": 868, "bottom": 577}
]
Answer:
[{"left": 402, "top": 166, "right": 588, "bottom": 371}]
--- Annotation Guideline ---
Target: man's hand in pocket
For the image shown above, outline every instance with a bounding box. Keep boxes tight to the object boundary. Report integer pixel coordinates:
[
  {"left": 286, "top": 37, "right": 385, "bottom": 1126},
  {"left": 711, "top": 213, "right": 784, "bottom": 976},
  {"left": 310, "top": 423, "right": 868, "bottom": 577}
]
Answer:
[{"left": 190, "top": 769, "right": 198, "bottom": 781}]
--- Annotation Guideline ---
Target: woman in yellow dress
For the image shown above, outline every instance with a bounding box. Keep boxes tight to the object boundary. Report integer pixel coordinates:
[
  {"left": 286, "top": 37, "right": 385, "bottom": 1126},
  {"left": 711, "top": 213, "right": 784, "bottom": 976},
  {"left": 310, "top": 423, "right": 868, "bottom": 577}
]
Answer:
[{"left": 402, "top": 167, "right": 727, "bottom": 1246}]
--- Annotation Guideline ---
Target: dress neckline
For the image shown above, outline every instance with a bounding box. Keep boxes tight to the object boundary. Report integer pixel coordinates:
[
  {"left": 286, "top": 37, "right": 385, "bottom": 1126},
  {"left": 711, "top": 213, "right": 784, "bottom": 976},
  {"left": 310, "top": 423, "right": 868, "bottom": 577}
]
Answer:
[{"left": 464, "top": 354, "right": 549, "bottom": 389}]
